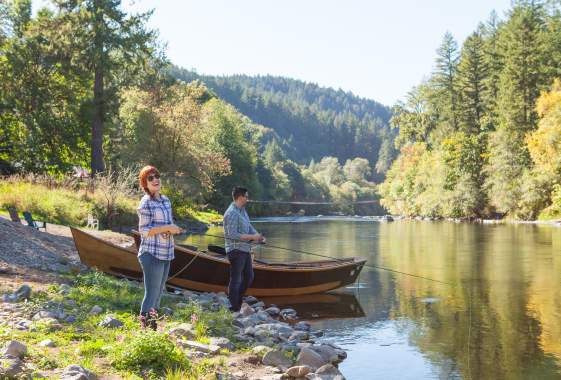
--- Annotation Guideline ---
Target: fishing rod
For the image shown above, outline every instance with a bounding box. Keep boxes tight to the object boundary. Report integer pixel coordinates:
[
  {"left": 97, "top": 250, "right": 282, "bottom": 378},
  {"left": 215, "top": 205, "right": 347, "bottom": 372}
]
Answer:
[
  {"left": 193, "top": 232, "right": 451, "bottom": 285},
  {"left": 248, "top": 199, "right": 380, "bottom": 205}
]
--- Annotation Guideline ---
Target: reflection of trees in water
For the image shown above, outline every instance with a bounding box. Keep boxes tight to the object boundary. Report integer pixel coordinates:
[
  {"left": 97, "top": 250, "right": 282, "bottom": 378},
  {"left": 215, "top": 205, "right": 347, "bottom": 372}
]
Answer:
[
  {"left": 378, "top": 222, "right": 561, "bottom": 379},
  {"left": 182, "top": 220, "right": 561, "bottom": 378}
]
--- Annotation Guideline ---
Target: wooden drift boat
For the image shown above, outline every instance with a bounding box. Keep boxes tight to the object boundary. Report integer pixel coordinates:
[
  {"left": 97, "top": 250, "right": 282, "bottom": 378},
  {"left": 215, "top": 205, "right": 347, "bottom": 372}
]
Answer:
[{"left": 70, "top": 227, "right": 367, "bottom": 297}]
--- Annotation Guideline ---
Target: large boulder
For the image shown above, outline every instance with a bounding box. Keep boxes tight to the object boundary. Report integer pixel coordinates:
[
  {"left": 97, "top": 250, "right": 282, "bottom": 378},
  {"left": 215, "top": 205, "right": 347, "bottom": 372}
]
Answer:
[
  {"left": 286, "top": 365, "right": 312, "bottom": 377},
  {"left": 2, "top": 340, "right": 27, "bottom": 358},
  {"left": 261, "top": 350, "right": 292, "bottom": 370},
  {"left": 307, "top": 363, "right": 346, "bottom": 380},
  {"left": 296, "top": 347, "right": 327, "bottom": 371},
  {"left": 311, "top": 345, "right": 339, "bottom": 364},
  {"left": 0, "top": 357, "right": 26, "bottom": 379}
]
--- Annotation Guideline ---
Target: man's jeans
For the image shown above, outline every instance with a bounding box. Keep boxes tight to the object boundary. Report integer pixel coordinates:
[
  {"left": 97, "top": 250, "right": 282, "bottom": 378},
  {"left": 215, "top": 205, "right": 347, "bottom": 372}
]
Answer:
[
  {"left": 227, "top": 249, "right": 254, "bottom": 311},
  {"left": 138, "top": 253, "right": 171, "bottom": 313}
]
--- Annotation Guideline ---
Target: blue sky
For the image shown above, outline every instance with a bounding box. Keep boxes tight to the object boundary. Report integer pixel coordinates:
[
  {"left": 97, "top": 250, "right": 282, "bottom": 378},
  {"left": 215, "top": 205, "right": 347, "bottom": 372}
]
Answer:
[{"left": 34, "top": 0, "right": 512, "bottom": 106}]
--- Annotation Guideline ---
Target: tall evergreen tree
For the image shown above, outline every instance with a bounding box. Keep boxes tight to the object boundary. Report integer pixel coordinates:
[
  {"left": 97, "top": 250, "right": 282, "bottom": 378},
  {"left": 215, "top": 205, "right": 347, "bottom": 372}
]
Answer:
[
  {"left": 457, "top": 28, "right": 488, "bottom": 135},
  {"left": 486, "top": 1, "right": 547, "bottom": 214},
  {"left": 432, "top": 31, "right": 460, "bottom": 133},
  {"left": 52, "top": 0, "right": 157, "bottom": 174},
  {"left": 481, "top": 10, "right": 503, "bottom": 130}
]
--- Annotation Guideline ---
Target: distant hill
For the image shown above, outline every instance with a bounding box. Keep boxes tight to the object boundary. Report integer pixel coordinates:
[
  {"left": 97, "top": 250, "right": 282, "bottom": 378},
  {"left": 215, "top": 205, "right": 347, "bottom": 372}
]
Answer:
[{"left": 169, "top": 68, "right": 396, "bottom": 180}]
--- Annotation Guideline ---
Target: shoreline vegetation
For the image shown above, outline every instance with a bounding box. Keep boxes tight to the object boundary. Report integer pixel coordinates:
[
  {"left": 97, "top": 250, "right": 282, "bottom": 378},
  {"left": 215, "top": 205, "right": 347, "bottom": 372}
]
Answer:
[{"left": 378, "top": 3, "right": 561, "bottom": 222}]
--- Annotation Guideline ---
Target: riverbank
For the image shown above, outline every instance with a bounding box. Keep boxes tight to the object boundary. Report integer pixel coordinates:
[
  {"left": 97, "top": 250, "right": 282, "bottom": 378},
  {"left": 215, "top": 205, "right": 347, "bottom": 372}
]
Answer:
[{"left": 0, "top": 217, "right": 349, "bottom": 379}]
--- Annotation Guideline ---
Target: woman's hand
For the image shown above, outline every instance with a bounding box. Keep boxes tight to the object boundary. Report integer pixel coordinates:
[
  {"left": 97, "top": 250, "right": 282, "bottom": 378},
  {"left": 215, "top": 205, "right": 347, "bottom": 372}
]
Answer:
[{"left": 167, "top": 224, "right": 183, "bottom": 235}]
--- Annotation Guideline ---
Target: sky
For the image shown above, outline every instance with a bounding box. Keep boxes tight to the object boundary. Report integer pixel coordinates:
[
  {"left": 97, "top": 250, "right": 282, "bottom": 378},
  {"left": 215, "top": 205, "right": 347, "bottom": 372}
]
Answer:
[{"left": 34, "top": 0, "right": 512, "bottom": 106}]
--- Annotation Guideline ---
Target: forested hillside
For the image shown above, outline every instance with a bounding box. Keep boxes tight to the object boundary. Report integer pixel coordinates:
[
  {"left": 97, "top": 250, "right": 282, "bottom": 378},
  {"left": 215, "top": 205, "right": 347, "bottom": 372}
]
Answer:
[
  {"left": 169, "top": 69, "right": 396, "bottom": 179},
  {"left": 0, "top": 0, "right": 385, "bottom": 217},
  {"left": 379, "top": 2, "right": 561, "bottom": 220}
]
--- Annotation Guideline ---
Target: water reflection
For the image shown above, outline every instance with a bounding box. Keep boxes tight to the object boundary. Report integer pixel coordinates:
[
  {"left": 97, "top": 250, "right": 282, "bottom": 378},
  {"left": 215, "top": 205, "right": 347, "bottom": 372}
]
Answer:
[
  {"left": 261, "top": 292, "right": 365, "bottom": 320},
  {"left": 181, "top": 220, "right": 561, "bottom": 379}
]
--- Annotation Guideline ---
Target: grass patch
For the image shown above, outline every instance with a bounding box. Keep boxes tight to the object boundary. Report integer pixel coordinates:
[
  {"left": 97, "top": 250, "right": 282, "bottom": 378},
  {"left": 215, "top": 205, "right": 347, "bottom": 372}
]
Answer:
[
  {"left": 0, "top": 176, "right": 222, "bottom": 228},
  {"left": 0, "top": 271, "right": 237, "bottom": 379}
]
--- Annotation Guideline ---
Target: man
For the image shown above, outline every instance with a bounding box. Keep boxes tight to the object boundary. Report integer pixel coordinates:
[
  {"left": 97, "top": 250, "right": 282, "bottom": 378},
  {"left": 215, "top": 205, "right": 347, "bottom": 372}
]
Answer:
[{"left": 223, "top": 187, "right": 265, "bottom": 312}]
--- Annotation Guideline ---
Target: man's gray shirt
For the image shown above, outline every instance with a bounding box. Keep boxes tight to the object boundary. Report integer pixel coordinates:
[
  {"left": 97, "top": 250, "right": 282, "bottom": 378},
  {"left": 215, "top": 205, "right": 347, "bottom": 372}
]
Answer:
[{"left": 223, "top": 202, "right": 257, "bottom": 253}]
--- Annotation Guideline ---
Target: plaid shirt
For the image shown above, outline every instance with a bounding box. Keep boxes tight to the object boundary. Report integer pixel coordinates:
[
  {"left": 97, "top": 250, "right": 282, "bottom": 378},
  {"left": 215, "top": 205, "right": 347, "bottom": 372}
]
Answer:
[
  {"left": 223, "top": 202, "right": 257, "bottom": 253},
  {"left": 137, "top": 194, "right": 175, "bottom": 260}
]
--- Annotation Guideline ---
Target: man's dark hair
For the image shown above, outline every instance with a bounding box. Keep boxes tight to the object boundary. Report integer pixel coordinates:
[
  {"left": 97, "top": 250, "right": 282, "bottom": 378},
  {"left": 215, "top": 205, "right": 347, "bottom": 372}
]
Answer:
[{"left": 232, "top": 186, "right": 248, "bottom": 200}]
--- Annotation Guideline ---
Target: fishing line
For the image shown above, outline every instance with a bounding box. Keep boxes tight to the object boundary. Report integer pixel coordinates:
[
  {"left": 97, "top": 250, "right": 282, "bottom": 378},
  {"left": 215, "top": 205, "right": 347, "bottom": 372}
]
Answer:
[
  {"left": 192, "top": 232, "right": 451, "bottom": 285},
  {"left": 248, "top": 199, "right": 380, "bottom": 205},
  {"left": 186, "top": 229, "right": 473, "bottom": 375}
]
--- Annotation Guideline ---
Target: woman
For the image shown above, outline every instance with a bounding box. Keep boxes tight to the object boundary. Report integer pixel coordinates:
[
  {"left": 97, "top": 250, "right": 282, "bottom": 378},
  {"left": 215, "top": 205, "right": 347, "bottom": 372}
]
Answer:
[{"left": 137, "top": 165, "right": 182, "bottom": 330}]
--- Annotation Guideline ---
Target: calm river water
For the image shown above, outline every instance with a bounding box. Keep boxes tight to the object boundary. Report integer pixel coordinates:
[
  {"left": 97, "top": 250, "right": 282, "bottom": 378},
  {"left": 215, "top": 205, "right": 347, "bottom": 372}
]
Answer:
[{"left": 181, "top": 217, "right": 561, "bottom": 380}]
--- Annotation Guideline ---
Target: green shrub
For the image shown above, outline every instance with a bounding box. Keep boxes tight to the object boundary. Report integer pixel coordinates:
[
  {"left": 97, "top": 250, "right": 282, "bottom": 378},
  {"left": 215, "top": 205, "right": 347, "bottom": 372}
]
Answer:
[{"left": 111, "top": 330, "right": 189, "bottom": 373}]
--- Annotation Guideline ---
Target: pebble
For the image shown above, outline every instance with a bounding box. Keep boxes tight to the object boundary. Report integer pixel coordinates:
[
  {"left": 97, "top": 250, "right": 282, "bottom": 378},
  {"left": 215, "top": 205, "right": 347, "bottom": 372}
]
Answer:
[
  {"left": 60, "top": 364, "right": 96, "bottom": 380},
  {"left": 98, "top": 316, "right": 123, "bottom": 328},
  {"left": 89, "top": 305, "right": 103, "bottom": 315},
  {"left": 39, "top": 339, "right": 56, "bottom": 347}
]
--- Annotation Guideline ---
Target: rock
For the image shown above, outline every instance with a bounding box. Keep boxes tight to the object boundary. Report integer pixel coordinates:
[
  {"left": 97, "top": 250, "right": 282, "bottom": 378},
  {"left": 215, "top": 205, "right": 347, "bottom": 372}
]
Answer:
[
  {"left": 294, "top": 321, "right": 311, "bottom": 331},
  {"left": 280, "top": 308, "right": 297, "bottom": 320},
  {"left": 39, "top": 339, "right": 56, "bottom": 347},
  {"left": 286, "top": 365, "right": 312, "bottom": 377},
  {"left": 160, "top": 306, "right": 173, "bottom": 316},
  {"left": 210, "top": 337, "right": 234, "bottom": 350},
  {"left": 175, "top": 302, "right": 188, "bottom": 309},
  {"left": 183, "top": 290, "right": 197, "bottom": 299},
  {"left": 252, "top": 301, "right": 265, "bottom": 309},
  {"left": 296, "top": 347, "right": 327, "bottom": 371},
  {"left": 240, "top": 303, "right": 255, "bottom": 317},
  {"left": 312, "top": 345, "right": 339, "bottom": 364},
  {"left": 65, "top": 315, "right": 77, "bottom": 323},
  {"left": 60, "top": 364, "right": 96, "bottom": 380},
  {"left": 265, "top": 306, "right": 280, "bottom": 316},
  {"left": 0, "top": 356, "right": 25, "bottom": 379},
  {"left": 243, "top": 295, "right": 259, "bottom": 304},
  {"left": 98, "top": 316, "right": 123, "bottom": 328},
  {"left": 35, "top": 318, "right": 62, "bottom": 331},
  {"left": 14, "top": 285, "right": 32, "bottom": 301},
  {"left": 58, "top": 284, "right": 72, "bottom": 296},
  {"left": 179, "top": 340, "right": 221, "bottom": 354},
  {"left": 289, "top": 331, "right": 309, "bottom": 342},
  {"left": 2, "top": 340, "right": 27, "bottom": 358},
  {"left": 1, "top": 293, "right": 17, "bottom": 303},
  {"left": 168, "top": 323, "right": 196, "bottom": 339},
  {"left": 89, "top": 305, "right": 103, "bottom": 315},
  {"left": 309, "top": 363, "right": 346, "bottom": 380},
  {"left": 261, "top": 350, "right": 292, "bottom": 370},
  {"left": 32, "top": 310, "right": 58, "bottom": 320},
  {"left": 255, "top": 310, "right": 271, "bottom": 322}
]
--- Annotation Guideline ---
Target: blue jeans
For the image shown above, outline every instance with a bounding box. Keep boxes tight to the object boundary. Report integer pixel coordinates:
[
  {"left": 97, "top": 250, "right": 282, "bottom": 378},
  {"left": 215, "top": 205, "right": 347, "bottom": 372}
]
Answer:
[
  {"left": 227, "top": 249, "right": 254, "bottom": 311},
  {"left": 138, "top": 253, "right": 171, "bottom": 313}
]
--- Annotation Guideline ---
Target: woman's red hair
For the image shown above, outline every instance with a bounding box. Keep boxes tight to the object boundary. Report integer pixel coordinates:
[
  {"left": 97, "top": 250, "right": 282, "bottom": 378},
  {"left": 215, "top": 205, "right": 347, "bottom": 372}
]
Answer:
[{"left": 139, "top": 166, "right": 160, "bottom": 196}]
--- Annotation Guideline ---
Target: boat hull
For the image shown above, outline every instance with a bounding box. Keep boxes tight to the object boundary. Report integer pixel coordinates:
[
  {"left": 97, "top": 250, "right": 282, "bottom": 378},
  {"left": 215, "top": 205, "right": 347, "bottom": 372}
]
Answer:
[{"left": 70, "top": 227, "right": 366, "bottom": 297}]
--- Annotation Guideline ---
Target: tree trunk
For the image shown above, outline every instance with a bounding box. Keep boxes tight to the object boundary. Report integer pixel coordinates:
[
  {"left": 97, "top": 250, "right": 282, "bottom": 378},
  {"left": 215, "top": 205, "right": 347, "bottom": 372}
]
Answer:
[{"left": 91, "top": 65, "right": 105, "bottom": 175}]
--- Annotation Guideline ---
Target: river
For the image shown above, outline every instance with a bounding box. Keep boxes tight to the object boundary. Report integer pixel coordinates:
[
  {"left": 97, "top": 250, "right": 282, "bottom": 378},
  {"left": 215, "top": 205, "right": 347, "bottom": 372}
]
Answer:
[{"left": 181, "top": 217, "right": 561, "bottom": 379}]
